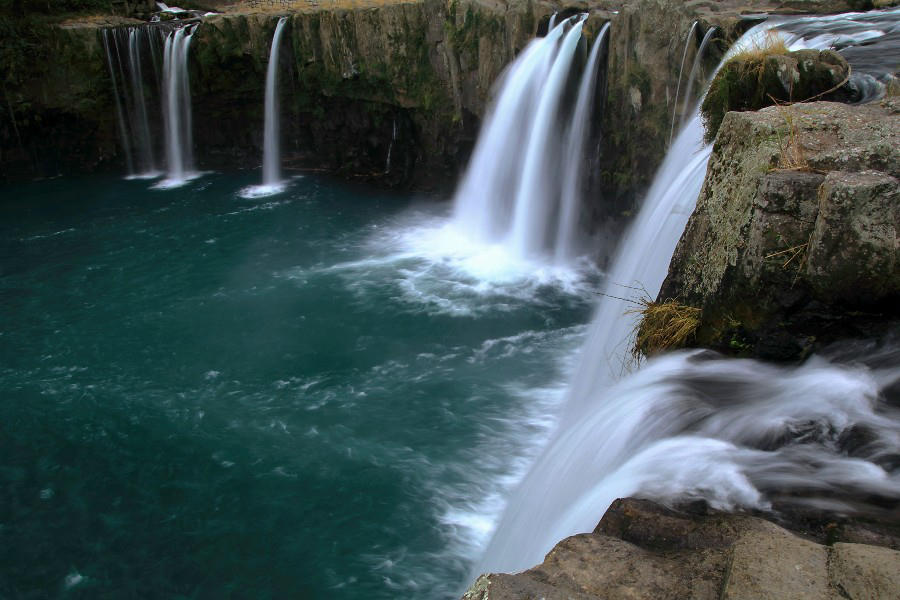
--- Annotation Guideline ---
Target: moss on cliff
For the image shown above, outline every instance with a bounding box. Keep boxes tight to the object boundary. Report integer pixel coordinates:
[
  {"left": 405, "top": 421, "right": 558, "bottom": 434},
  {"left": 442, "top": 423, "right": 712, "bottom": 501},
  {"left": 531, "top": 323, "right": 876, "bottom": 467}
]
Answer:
[{"left": 701, "top": 46, "right": 850, "bottom": 142}]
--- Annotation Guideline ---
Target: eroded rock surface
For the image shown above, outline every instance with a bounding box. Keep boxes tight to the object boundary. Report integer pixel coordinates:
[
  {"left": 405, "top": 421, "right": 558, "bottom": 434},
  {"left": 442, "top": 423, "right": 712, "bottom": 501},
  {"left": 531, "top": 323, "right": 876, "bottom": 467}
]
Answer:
[
  {"left": 462, "top": 498, "right": 900, "bottom": 600},
  {"left": 658, "top": 99, "right": 899, "bottom": 359}
]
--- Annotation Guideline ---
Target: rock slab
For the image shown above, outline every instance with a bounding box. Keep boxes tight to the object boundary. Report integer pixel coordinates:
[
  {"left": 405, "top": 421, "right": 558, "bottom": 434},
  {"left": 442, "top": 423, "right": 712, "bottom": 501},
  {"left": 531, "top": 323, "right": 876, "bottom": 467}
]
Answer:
[{"left": 462, "top": 498, "right": 900, "bottom": 600}]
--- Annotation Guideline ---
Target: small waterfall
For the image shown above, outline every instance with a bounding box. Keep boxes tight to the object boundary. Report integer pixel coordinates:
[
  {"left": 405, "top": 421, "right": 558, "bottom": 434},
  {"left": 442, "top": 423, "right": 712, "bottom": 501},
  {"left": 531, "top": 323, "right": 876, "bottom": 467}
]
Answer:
[
  {"left": 241, "top": 16, "right": 290, "bottom": 198},
  {"left": 102, "top": 26, "right": 161, "bottom": 177},
  {"left": 385, "top": 118, "right": 397, "bottom": 174},
  {"left": 263, "top": 17, "right": 288, "bottom": 187},
  {"left": 555, "top": 23, "right": 610, "bottom": 263},
  {"left": 678, "top": 26, "right": 718, "bottom": 132},
  {"left": 102, "top": 29, "right": 135, "bottom": 174},
  {"left": 452, "top": 16, "right": 608, "bottom": 264},
  {"left": 127, "top": 27, "right": 157, "bottom": 175},
  {"left": 158, "top": 25, "right": 196, "bottom": 188},
  {"left": 668, "top": 21, "right": 698, "bottom": 146}
]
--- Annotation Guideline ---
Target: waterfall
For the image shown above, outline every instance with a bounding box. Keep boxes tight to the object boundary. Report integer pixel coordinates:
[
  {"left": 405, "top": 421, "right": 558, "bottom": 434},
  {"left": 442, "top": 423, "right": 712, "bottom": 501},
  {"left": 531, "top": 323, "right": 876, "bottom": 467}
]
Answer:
[
  {"left": 158, "top": 25, "right": 196, "bottom": 189},
  {"left": 668, "top": 21, "right": 698, "bottom": 147},
  {"left": 102, "top": 29, "right": 135, "bottom": 175},
  {"left": 240, "top": 17, "right": 290, "bottom": 198},
  {"left": 262, "top": 18, "right": 288, "bottom": 188},
  {"left": 452, "top": 20, "right": 568, "bottom": 242},
  {"left": 451, "top": 15, "right": 607, "bottom": 264},
  {"left": 678, "top": 26, "right": 718, "bottom": 132},
  {"left": 385, "top": 118, "right": 397, "bottom": 174},
  {"left": 102, "top": 26, "right": 160, "bottom": 178},
  {"left": 127, "top": 27, "right": 157, "bottom": 175},
  {"left": 474, "top": 344, "right": 900, "bottom": 574},
  {"left": 508, "top": 19, "right": 585, "bottom": 257},
  {"left": 555, "top": 23, "right": 610, "bottom": 263},
  {"left": 473, "top": 9, "right": 900, "bottom": 578}
]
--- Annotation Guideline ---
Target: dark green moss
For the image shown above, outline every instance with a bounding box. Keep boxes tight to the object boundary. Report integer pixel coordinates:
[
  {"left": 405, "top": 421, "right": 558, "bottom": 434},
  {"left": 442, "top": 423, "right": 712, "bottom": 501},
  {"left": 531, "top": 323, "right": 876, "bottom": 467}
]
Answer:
[
  {"left": 701, "top": 55, "right": 789, "bottom": 143},
  {"left": 701, "top": 50, "right": 849, "bottom": 142}
]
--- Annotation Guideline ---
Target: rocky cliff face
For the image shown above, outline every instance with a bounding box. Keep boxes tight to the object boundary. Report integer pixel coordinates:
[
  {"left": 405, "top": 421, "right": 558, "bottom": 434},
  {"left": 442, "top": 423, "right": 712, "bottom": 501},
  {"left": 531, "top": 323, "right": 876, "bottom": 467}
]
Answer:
[
  {"left": 189, "top": 0, "right": 545, "bottom": 187},
  {"left": 658, "top": 99, "right": 899, "bottom": 359},
  {"left": 463, "top": 498, "right": 900, "bottom": 600},
  {"left": 0, "top": 22, "right": 120, "bottom": 178},
  {"left": 1, "top": 0, "right": 816, "bottom": 194},
  {"left": 1, "top": 0, "right": 552, "bottom": 187}
]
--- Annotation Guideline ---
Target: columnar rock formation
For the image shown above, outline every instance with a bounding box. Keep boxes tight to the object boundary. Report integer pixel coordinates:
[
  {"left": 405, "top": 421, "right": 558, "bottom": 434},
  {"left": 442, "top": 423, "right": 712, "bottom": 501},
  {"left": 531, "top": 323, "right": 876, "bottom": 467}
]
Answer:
[
  {"left": 658, "top": 99, "right": 899, "bottom": 359},
  {"left": 462, "top": 498, "right": 900, "bottom": 600}
]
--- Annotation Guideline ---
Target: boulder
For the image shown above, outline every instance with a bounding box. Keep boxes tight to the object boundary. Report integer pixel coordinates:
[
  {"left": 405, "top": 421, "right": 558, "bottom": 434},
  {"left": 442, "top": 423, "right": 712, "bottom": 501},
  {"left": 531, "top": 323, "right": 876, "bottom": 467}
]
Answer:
[
  {"left": 702, "top": 48, "right": 851, "bottom": 142},
  {"left": 806, "top": 170, "right": 899, "bottom": 305},
  {"left": 461, "top": 498, "right": 900, "bottom": 600},
  {"left": 658, "top": 100, "right": 899, "bottom": 359}
]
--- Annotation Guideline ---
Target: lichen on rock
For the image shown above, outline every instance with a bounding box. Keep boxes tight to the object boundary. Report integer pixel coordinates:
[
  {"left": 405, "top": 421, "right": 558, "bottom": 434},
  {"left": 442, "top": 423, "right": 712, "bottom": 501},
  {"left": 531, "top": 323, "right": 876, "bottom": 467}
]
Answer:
[
  {"left": 461, "top": 498, "right": 900, "bottom": 600},
  {"left": 701, "top": 46, "right": 851, "bottom": 142},
  {"left": 658, "top": 100, "right": 899, "bottom": 359}
]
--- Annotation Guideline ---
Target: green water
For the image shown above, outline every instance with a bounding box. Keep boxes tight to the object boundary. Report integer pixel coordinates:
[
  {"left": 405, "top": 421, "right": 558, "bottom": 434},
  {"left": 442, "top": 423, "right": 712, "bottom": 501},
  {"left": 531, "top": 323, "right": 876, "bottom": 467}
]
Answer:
[{"left": 0, "top": 173, "right": 598, "bottom": 599}]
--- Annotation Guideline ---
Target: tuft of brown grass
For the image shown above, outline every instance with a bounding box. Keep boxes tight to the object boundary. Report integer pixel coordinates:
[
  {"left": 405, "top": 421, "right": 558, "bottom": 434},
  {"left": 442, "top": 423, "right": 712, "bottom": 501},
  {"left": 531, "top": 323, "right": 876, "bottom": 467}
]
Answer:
[
  {"left": 701, "top": 31, "right": 791, "bottom": 142},
  {"left": 772, "top": 101, "right": 810, "bottom": 171},
  {"left": 730, "top": 30, "right": 790, "bottom": 64},
  {"left": 630, "top": 298, "right": 701, "bottom": 360}
]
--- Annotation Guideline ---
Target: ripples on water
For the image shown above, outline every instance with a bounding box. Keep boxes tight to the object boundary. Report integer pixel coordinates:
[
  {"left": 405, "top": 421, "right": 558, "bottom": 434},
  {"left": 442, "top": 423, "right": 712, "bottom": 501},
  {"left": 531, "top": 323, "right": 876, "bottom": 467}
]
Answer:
[{"left": 0, "top": 174, "right": 600, "bottom": 599}]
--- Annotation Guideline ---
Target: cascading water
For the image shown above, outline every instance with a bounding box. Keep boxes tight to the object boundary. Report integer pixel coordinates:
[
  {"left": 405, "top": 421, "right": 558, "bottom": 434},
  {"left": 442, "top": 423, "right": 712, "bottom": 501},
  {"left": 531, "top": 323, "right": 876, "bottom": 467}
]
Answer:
[
  {"left": 102, "top": 26, "right": 161, "bottom": 178},
  {"left": 474, "top": 10, "right": 900, "bottom": 577},
  {"left": 158, "top": 25, "right": 196, "bottom": 189},
  {"left": 127, "top": 27, "right": 158, "bottom": 175},
  {"left": 555, "top": 23, "right": 609, "bottom": 263},
  {"left": 509, "top": 19, "right": 585, "bottom": 258},
  {"left": 102, "top": 29, "right": 135, "bottom": 175},
  {"left": 384, "top": 119, "right": 397, "bottom": 174},
  {"left": 451, "top": 16, "right": 609, "bottom": 265},
  {"left": 240, "top": 17, "right": 290, "bottom": 199},
  {"left": 668, "top": 20, "right": 698, "bottom": 147},
  {"left": 678, "top": 26, "right": 717, "bottom": 131},
  {"left": 475, "top": 343, "right": 900, "bottom": 574}
]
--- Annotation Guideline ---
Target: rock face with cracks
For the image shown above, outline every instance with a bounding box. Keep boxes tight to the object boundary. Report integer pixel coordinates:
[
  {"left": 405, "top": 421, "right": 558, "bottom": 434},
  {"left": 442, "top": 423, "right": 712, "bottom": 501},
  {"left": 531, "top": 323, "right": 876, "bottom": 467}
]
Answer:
[
  {"left": 701, "top": 48, "right": 852, "bottom": 142},
  {"left": 658, "top": 99, "right": 899, "bottom": 360},
  {"left": 461, "top": 498, "right": 900, "bottom": 600}
]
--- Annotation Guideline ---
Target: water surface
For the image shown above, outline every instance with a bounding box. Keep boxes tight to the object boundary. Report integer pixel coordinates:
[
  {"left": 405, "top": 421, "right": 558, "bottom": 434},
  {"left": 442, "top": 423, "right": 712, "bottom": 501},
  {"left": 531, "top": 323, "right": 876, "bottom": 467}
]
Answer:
[{"left": 0, "top": 173, "right": 599, "bottom": 599}]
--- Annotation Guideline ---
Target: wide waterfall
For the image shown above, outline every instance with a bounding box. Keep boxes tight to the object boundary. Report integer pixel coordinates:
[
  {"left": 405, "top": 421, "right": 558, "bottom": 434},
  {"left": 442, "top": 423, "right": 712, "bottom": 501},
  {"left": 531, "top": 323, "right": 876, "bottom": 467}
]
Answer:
[
  {"left": 241, "top": 16, "right": 290, "bottom": 199},
  {"left": 452, "top": 16, "right": 609, "bottom": 264},
  {"left": 474, "top": 10, "right": 900, "bottom": 577},
  {"left": 158, "top": 25, "right": 196, "bottom": 189}
]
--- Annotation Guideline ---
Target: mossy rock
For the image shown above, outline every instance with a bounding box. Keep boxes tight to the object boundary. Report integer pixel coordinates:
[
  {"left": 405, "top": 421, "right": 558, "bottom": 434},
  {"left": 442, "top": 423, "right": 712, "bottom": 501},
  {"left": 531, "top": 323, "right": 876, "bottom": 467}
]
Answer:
[{"left": 701, "top": 49, "right": 850, "bottom": 142}]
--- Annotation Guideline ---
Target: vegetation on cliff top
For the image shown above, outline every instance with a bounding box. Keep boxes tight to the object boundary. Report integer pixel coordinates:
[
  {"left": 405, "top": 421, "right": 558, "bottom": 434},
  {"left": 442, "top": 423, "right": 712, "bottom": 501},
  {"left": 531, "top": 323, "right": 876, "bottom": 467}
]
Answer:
[{"left": 700, "top": 34, "right": 851, "bottom": 142}]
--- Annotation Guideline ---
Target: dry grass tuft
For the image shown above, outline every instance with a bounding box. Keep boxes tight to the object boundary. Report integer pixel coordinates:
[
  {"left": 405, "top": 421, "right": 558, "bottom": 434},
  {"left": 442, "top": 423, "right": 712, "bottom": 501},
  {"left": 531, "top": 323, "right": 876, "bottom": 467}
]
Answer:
[
  {"left": 731, "top": 30, "right": 790, "bottom": 64},
  {"left": 630, "top": 298, "right": 701, "bottom": 360},
  {"left": 771, "top": 101, "right": 810, "bottom": 171}
]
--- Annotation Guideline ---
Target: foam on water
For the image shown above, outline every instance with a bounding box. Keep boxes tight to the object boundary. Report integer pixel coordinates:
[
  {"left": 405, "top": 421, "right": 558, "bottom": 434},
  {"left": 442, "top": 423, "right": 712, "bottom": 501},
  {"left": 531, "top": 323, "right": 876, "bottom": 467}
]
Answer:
[
  {"left": 237, "top": 181, "right": 289, "bottom": 199},
  {"left": 280, "top": 206, "right": 604, "bottom": 317},
  {"left": 152, "top": 171, "right": 205, "bottom": 190},
  {"left": 475, "top": 346, "right": 900, "bottom": 574}
]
